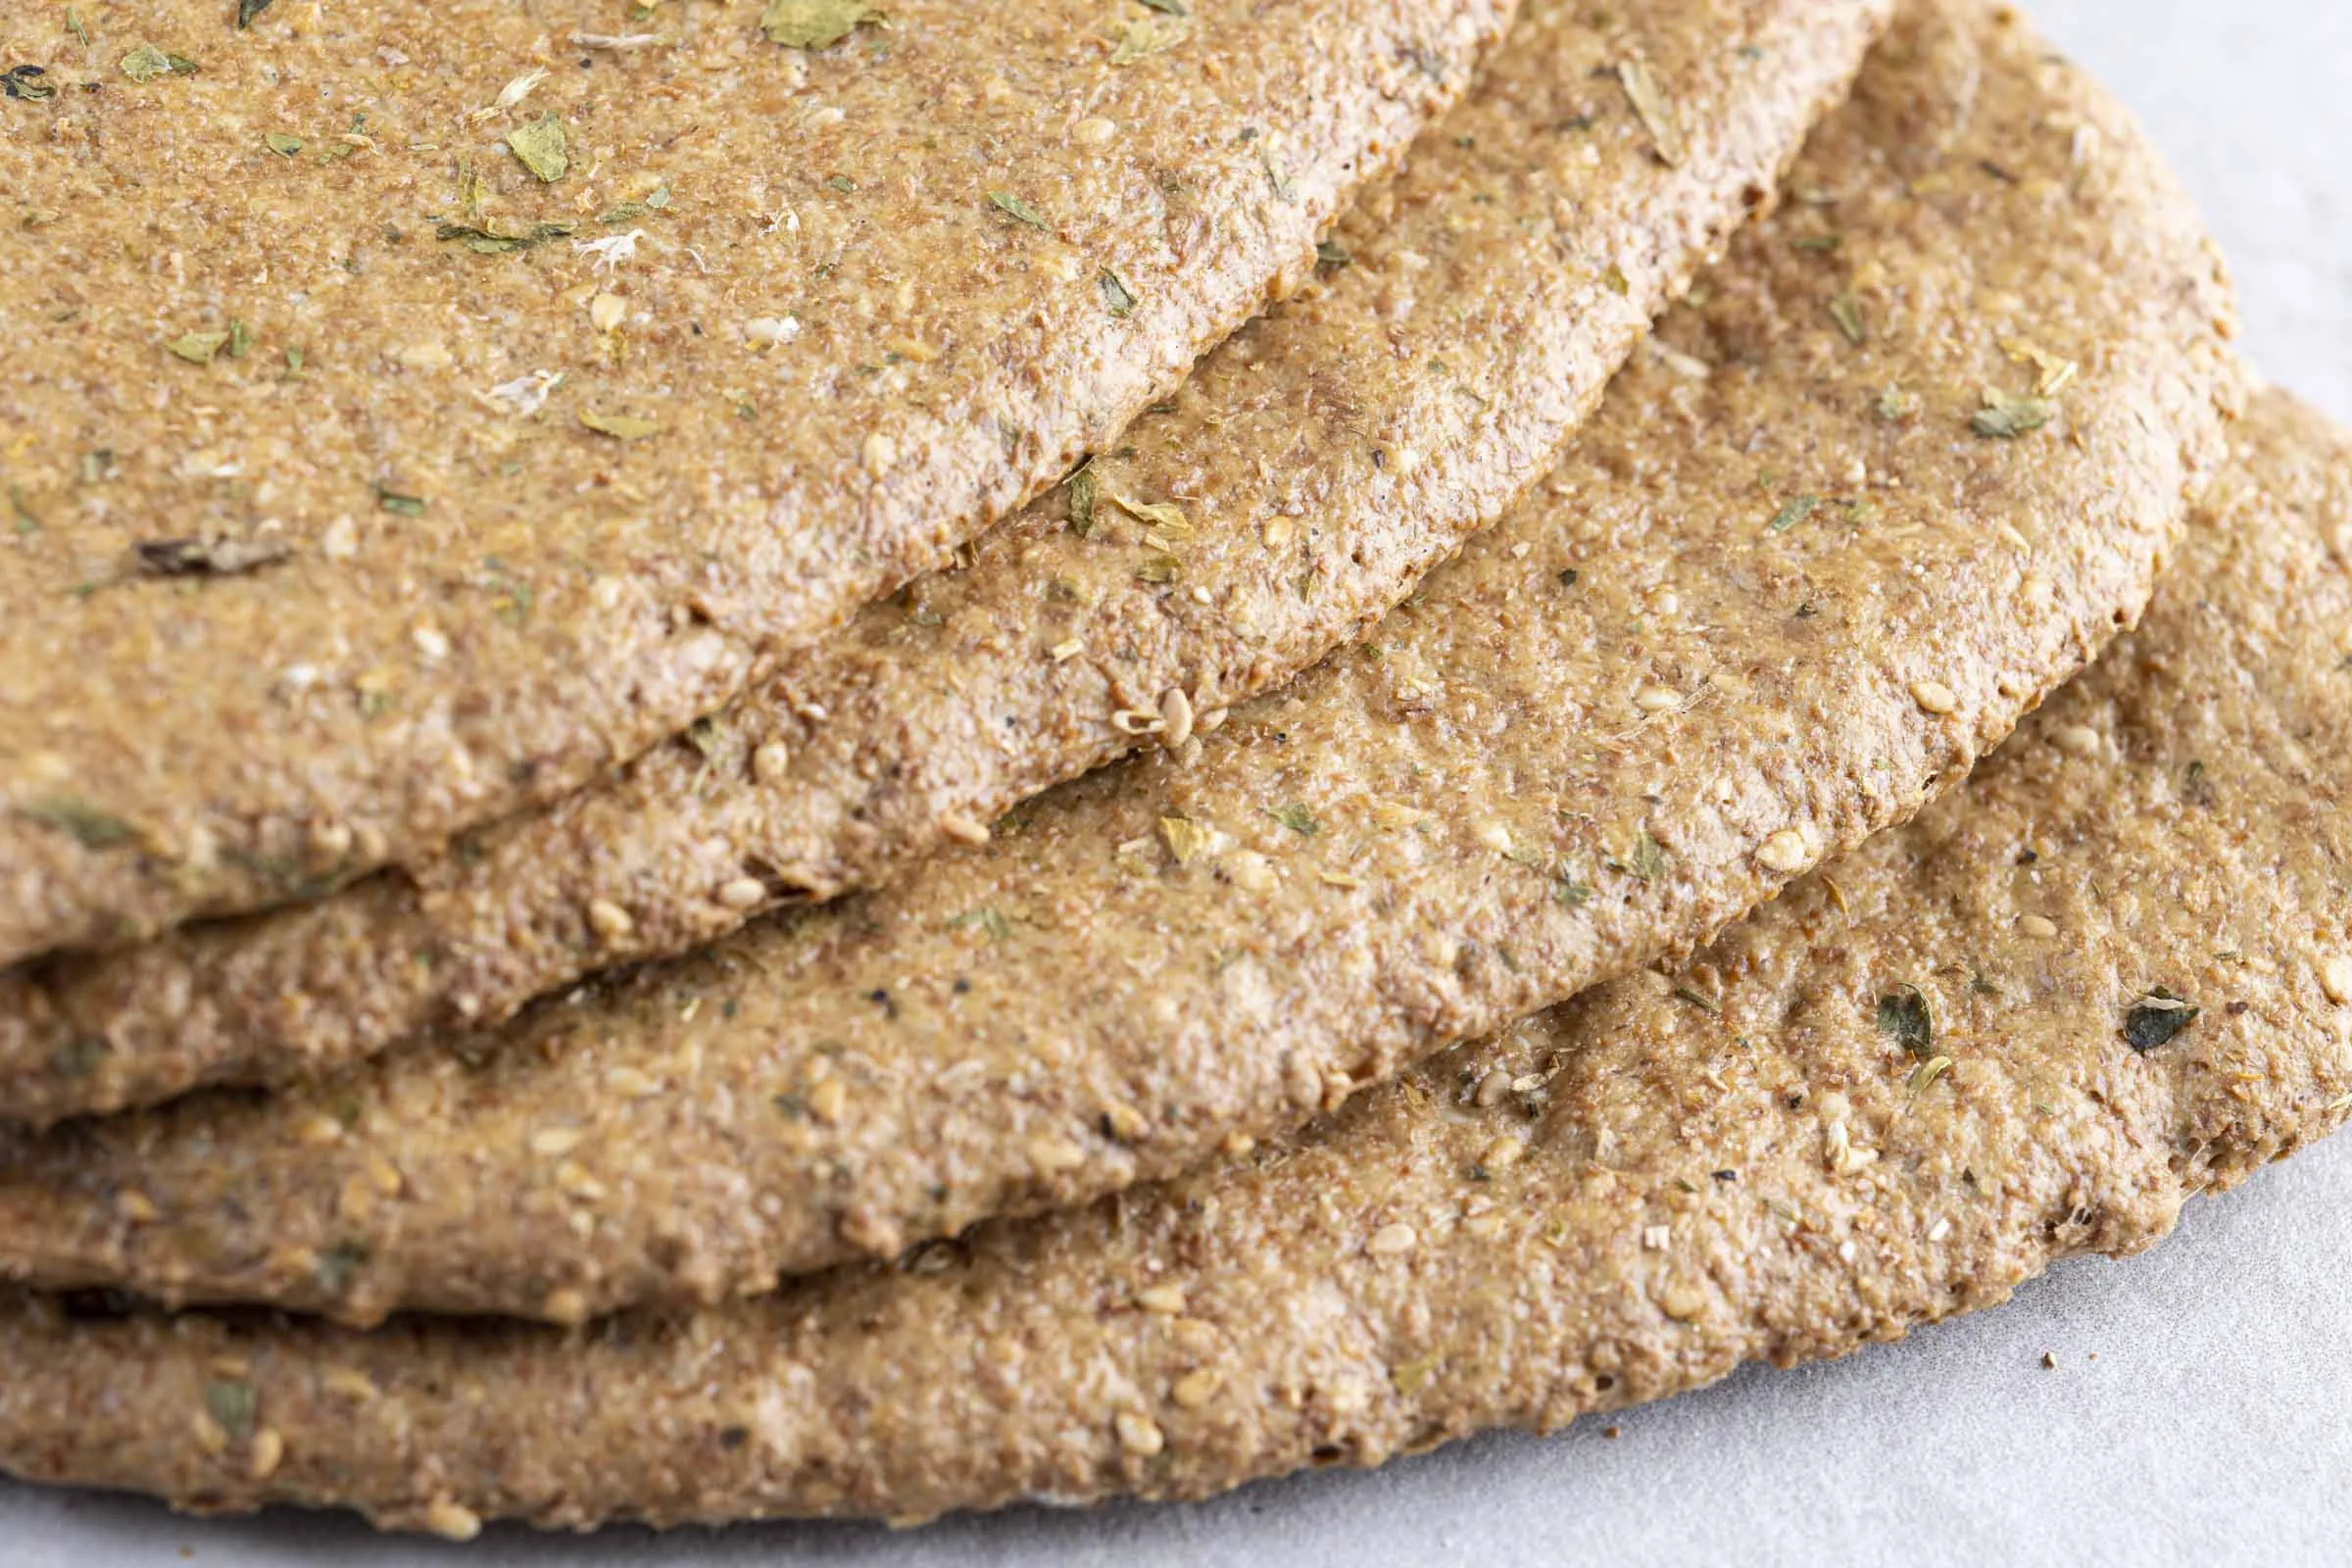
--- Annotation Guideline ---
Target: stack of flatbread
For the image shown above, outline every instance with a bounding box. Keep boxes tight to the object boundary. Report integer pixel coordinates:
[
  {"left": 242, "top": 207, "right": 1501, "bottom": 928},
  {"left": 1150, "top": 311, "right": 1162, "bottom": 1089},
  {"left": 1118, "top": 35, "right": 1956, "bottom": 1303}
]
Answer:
[{"left": 0, "top": 0, "right": 2336, "bottom": 1540}]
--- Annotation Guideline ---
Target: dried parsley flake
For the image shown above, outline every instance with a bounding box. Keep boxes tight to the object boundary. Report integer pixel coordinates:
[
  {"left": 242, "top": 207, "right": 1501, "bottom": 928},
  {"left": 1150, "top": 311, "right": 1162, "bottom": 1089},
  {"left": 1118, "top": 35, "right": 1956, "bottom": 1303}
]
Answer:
[
  {"left": 1972, "top": 386, "right": 2056, "bottom": 439},
  {"left": 264, "top": 130, "right": 304, "bottom": 157},
  {"left": 121, "top": 44, "right": 197, "bottom": 83},
  {"left": 166, "top": 330, "right": 230, "bottom": 366},
  {"left": 760, "top": 0, "right": 883, "bottom": 49},
  {"left": 204, "top": 1380, "right": 257, "bottom": 1442},
  {"left": 506, "top": 115, "right": 570, "bottom": 183},
  {"left": 434, "top": 219, "right": 577, "bottom": 254},
  {"left": 1767, "top": 495, "right": 1819, "bottom": 534},
  {"left": 1876, "top": 984, "right": 1933, "bottom": 1058},
  {"left": 19, "top": 796, "right": 136, "bottom": 849},
  {"left": 1270, "top": 803, "right": 1318, "bottom": 837},
  {"left": 2122, "top": 988, "right": 2198, "bottom": 1053},
  {"left": 987, "top": 190, "right": 1050, "bottom": 230},
  {"left": 1099, "top": 267, "right": 1139, "bottom": 318},
  {"left": 1065, "top": 460, "right": 1101, "bottom": 535},
  {"left": 237, "top": 0, "right": 278, "bottom": 28},
  {"left": 2, "top": 65, "right": 56, "bottom": 102}
]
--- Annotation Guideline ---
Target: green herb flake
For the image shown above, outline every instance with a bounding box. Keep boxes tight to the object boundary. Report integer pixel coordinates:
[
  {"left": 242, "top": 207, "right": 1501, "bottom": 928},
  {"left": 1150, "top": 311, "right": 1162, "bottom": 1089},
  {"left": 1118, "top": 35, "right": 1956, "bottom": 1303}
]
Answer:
[
  {"left": 314, "top": 1238, "right": 370, "bottom": 1294},
  {"left": 120, "top": 44, "right": 197, "bottom": 83},
  {"left": 950, "top": 906, "right": 1012, "bottom": 941},
  {"left": 1767, "top": 495, "right": 1819, "bottom": 534},
  {"left": 20, "top": 796, "right": 135, "bottom": 849},
  {"left": 1791, "top": 233, "right": 1841, "bottom": 253},
  {"left": 1314, "top": 238, "right": 1351, "bottom": 269},
  {"left": 2122, "top": 987, "right": 2199, "bottom": 1054},
  {"left": 1876, "top": 984, "right": 1933, "bottom": 1059},
  {"left": 237, "top": 0, "right": 277, "bottom": 27},
  {"left": 9, "top": 485, "right": 37, "bottom": 534},
  {"left": 433, "top": 218, "right": 577, "bottom": 255},
  {"left": 49, "top": 1035, "right": 108, "bottom": 1079},
  {"left": 1878, "top": 384, "right": 1919, "bottom": 421},
  {"left": 1098, "top": 267, "right": 1139, "bottom": 318},
  {"left": 506, "top": 114, "right": 569, "bottom": 183},
  {"left": 987, "top": 189, "right": 1050, "bottom": 230},
  {"left": 204, "top": 1379, "right": 257, "bottom": 1443},
  {"left": 1065, "top": 460, "right": 1100, "bottom": 535},
  {"left": 1827, "top": 291, "right": 1867, "bottom": 345},
  {"left": 373, "top": 483, "right": 427, "bottom": 516},
  {"left": 67, "top": 9, "right": 90, "bottom": 49},
  {"left": 1671, "top": 985, "right": 1719, "bottom": 1015},
  {"left": 825, "top": 172, "right": 857, "bottom": 194},
  {"left": 579, "top": 410, "right": 660, "bottom": 442},
  {"left": 3, "top": 65, "right": 57, "bottom": 101},
  {"left": 263, "top": 130, "right": 304, "bottom": 157},
  {"left": 1110, "top": 17, "right": 1186, "bottom": 66},
  {"left": 166, "top": 330, "right": 230, "bottom": 366},
  {"left": 1623, "top": 830, "right": 1669, "bottom": 882},
  {"left": 1555, "top": 875, "right": 1593, "bottom": 908},
  {"left": 1111, "top": 494, "right": 1187, "bottom": 533},
  {"left": 760, "top": 0, "right": 884, "bottom": 49},
  {"left": 1136, "top": 0, "right": 1188, "bottom": 12},
  {"left": 1972, "top": 386, "right": 2056, "bottom": 440},
  {"left": 226, "top": 318, "right": 254, "bottom": 360},
  {"left": 1270, "top": 803, "right": 1318, "bottom": 837},
  {"left": 1615, "top": 58, "right": 1684, "bottom": 167},
  {"left": 136, "top": 535, "right": 291, "bottom": 577}
]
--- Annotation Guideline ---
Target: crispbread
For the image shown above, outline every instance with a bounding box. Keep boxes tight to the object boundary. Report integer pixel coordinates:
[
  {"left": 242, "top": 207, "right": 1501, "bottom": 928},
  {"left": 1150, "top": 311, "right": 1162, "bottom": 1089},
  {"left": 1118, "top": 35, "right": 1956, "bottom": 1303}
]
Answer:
[
  {"left": 0, "top": 0, "right": 1899, "bottom": 1124},
  {"left": 0, "top": 0, "right": 2240, "bottom": 1324},
  {"left": 0, "top": 0, "right": 1508, "bottom": 961},
  {"left": 0, "top": 380, "right": 2335, "bottom": 1540}
]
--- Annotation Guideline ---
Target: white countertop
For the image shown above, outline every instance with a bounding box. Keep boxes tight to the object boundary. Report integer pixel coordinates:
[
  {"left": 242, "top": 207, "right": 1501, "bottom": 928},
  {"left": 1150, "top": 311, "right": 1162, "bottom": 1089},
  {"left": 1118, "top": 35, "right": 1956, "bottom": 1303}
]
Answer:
[{"left": 10, "top": 2, "right": 2349, "bottom": 1561}]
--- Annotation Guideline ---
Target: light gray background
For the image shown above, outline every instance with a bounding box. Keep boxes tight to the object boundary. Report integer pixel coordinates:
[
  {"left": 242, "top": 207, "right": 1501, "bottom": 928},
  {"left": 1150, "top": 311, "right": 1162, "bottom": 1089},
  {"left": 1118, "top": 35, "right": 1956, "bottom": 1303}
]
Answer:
[{"left": 7, "top": 2, "right": 2349, "bottom": 1562}]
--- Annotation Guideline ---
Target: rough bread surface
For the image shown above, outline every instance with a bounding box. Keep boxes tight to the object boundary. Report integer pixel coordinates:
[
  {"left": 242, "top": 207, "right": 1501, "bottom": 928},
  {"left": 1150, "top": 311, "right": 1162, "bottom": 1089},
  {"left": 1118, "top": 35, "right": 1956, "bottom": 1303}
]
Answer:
[
  {"left": 0, "top": 0, "right": 2240, "bottom": 1324},
  {"left": 0, "top": 0, "right": 1511, "bottom": 962},
  {"left": 0, "top": 377, "right": 2330, "bottom": 1539},
  {"left": 0, "top": 0, "right": 1898, "bottom": 1125}
]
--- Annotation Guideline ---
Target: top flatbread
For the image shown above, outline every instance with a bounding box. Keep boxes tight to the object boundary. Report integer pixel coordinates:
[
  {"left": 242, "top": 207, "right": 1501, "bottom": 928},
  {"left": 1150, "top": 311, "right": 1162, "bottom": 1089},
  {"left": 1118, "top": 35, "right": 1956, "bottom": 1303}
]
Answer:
[
  {"left": 0, "top": 0, "right": 2240, "bottom": 1325},
  {"left": 0, "top": 376, "right": 2333, "bottom": 1540},
  {"left": 0, "top": 0, "right": 1899, "bottom": 1125},
  {"left": 0, "top": 0, "right": 1508, "bottom": 963}
]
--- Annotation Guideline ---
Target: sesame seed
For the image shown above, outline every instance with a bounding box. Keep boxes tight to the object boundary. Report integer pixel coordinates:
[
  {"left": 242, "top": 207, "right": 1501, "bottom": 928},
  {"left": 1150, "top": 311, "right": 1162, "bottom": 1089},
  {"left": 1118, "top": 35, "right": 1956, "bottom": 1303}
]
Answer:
[
  {"left": 2017, "top": 913, "right": 2059, "bottom": 939},
  {"left": 605, "top": 1065, "right": 662, "bottom": 1099},
  {"left": 1634, "top": 685, "right": 1683, "bottom": 714},
  {"left": 752, "top": 740, "right": 791, "bottom": 784},
  {"left": 1171, "top": 1368, "right": 1222, "bottom": 1409},
  {"left": 1072, "top": 115, "right": 1118, "bottom": 148},
  {"left": 1158, "top": 687, "right": 1195, "bottom": 749},
  {"left": 115, "top": 1189, "right": 159, "bottom": 1224},
  {"left": 1050, "top": 637, "right": 1085, "bottom": 663},
  {"left": 2050, "top": 723, "right": 2101, "bottom": 757},
  {"left": 1658, "top": 1283, "right": 1707, "bottom": 1321},
  {"left": 1642, "top": 1224, "right": 1670, "bottom": 1250},
  {"left": 322, "top": 1368, "right": 378, "bottom": 1402},
  {"left": 939, "top": 810, "right": 992, "bottom": 847},
  {"left": 1220, "top": 1131, "right": 1257, "bottom": 1158},
  {"left": 1026, "top": 1135, "right": 1088, "bottom": 1174},
  {"left": 529, "top": 1126, "right": 582, "bottom": 1157},
  {"left": 422, "top": 1498, "right": 483, "bottom": 1543},
  {"left": 808, "top": 1078, "right": 848, "bottom": 1125},
  {"left": 1136, "top": 1285, "right": 1187, "bottom": 1314},
  {"left": 716, "top": 877, "right": 767, "bottom": 910},
  {"left": 249, "top": 1427, "right": 285, "bottom": 1481},
  {"left": 542, "top": 1288, "right": 590, "bottom": 1326},
  {"left": 1909, "top": 678, "right": 1959, "bottom": 715},
  {"left": 1927, "top": 1216, "right": 1953, "bottom": 1243},
  {"left": 586, "top": 898, "right": 634, "bottom": 941},
  {"left": 1102, "top": 1102, "right": 1150, "bottom": 1141},
  {"left": 1755, "top": 828, "right": 1807, "bottom": 874},
  {"left": 860, "top": 430, "right": 898, "bottom": 477},
  {"left": 1366, "top": 1222, "right": 1419, "bottom": 1256},
  {"left": 587, "top": 292, "right": 626, "bottom": 334},
  {"left": 2323, "top": 956, "right": 2352, "bottom": 1006},
  {"left": 411, "top": 623, "right": 451, "bottom": 662},
  {"left": 1228, "top": 851, "right": 1278, "bottom": 894},
  {"left": 1474, "top": 820, "right": 1514, "bottom": 855},
  {"left": 1479, "top": 1136, "right": 1523, "bottom": 1171},
  {"left": 1115, "top": 1410, "right": 1165, "bottom": 1457},
  {"left": 1475, "top": 1068, "right": 1512, "bottom": 1107}
]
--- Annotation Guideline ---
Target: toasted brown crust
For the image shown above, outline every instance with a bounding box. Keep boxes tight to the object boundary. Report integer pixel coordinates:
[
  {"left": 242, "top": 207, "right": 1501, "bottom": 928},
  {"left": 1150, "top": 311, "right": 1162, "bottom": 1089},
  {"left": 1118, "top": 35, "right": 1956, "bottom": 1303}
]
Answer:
[
  {"left": 0, "top": 0, "right": 2241, "bottom": 1324},
  {"left": 0, "top": 0, "right": 1899, "bottom": 1125},
  {"left": 0, "top": 0, "right": 1510, "bottom": 963},
  {"left": 0, "top": 379, "right": 2334, "bottom": 1539}
]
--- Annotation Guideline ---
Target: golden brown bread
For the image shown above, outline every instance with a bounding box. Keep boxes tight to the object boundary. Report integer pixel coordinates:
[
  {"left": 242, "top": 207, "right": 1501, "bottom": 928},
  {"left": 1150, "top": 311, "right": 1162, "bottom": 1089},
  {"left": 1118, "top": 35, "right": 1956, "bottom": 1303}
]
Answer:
[
  {"left": 0, "top": 372, "right": 2330, "bottom": 1539},
  {"left": 0, "top": 0, "right": 1509, "bottom": 961},
  {"left": 0, "top": 0, "right": 2241, "bottom": 1325},
  {"left": 0, "top": 0, "right": 1899, "bottom": 1125}
]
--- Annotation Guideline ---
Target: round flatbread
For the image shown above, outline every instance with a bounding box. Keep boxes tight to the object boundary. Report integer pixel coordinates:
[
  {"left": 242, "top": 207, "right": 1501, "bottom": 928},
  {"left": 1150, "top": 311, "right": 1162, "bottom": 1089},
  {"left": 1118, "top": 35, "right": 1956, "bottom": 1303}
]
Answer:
[
  {"left": 0, "top": 0, "right": 2240, "bottom": 1324},
  {"left": 0, "top": 0, "right": 1507, "bottom": 963},
  {"left": 0, "top": 378, "right": 2332, "bottom": 1538},
  {"left": 0, "top": 0, "right": 1898, "bottom": 1125}
]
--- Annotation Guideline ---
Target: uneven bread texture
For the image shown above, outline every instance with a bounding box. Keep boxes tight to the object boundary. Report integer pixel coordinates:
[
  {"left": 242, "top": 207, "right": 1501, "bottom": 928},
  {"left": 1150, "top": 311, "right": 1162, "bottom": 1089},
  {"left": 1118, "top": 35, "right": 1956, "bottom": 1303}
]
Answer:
[
  {"left": 0, "top": 383, "right": 2339, "bottom": 1539},
  {"left": 0, "top": 0, "right": 2241, "bottom": 1323},
  {"left": 0, "top": 0, "right": 1900, "bottom": 1125},
  {"left": 0, "top": 0, "right": 1510, "bottom": 962}
]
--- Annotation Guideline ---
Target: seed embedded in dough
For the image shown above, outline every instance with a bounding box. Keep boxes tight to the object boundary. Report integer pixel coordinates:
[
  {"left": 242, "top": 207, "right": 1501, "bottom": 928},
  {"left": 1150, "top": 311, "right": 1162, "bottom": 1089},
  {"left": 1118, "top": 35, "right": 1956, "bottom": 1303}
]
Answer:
[
  {"left": 2050, "top": 722, "right": 2101, "bottom": 757},
  {"left": 1909, "top": 677, "right": 1959, "bottom": 715},
  {"left": 1114, "top": 1410, "right": 1165, "bottom": 1457},
  {"left": 1072, "top": 115, "right": 1118, "bottom": 148},
  {"left": 752, "top": 740, "right": 791, "bottom": 784},
  {"left": 2322, "top": 956, "right": 2352, "bottom": 1006},
  {"left": 716, "top": 877, "right": 766, "bottom": 910},
  {"left": 1135, "top": 1285, "right": 1187, "bottom": 1315},
  {"left": 939, "top": 810, "right": 992, "bottom": 846},
  {"left": 1635, "top": 685, "right": 1683, "bottom": 713},
  {"left": 1366, "top": 1222, "right": 1419, "bottom": 1256},
  {"left": 1170, "top": 1368, "right": 1222, "bottom": 1409},
  {"left": 2017, "top": 912, "right": 2060, "bottom": 939},
  {"left": 422, "top": 1498, "right": 483, "bottom": 1543},
  {"left": 1755, "top": 828, "right": 1807, "bottom": 874},
  {"left": 1158, "top": 686, "right": 1195, "bottom": 749},
  {"left": 586, "top": 898, "right": 634, "bottom": 940}
]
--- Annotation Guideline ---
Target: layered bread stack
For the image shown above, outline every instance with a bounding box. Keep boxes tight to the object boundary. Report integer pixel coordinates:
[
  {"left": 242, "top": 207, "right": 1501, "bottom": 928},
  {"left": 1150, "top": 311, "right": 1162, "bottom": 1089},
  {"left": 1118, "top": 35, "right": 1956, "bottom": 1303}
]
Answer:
[{"left": 0, "top": 0, "right": 2338, "bottom": 1540}]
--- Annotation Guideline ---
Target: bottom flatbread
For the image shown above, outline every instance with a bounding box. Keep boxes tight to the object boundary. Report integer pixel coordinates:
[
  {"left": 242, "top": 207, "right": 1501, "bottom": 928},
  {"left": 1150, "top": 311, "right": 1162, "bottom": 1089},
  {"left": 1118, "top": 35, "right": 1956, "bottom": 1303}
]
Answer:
[{"left": 0, "top": 385, "right": 2340, "bottom": 1538}]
